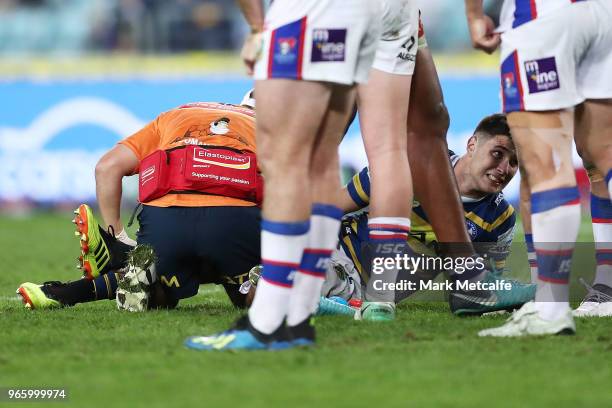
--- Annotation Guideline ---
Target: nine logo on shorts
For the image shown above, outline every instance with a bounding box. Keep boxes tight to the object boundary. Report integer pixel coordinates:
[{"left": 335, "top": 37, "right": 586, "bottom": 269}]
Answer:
[
  {"left": 524, "top": 57, "right": 560, "bottom": 94},
  {"left": 311, "top": 29, "right": 346, "bottom": 62}
]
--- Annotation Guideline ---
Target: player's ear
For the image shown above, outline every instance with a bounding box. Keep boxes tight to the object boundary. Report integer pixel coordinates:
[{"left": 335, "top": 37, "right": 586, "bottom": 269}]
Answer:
[{"left": 466, "top": 135, "right": 478, "bottom": 155}]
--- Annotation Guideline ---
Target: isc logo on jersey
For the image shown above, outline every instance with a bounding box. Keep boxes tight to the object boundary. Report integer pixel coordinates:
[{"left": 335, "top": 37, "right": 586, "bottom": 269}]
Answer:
[
  {"left": 524, "top": 57, "right": 560, "bottom": 93},
  {"left": 311, "top": 29, "right": 346, "bottom": 62}
]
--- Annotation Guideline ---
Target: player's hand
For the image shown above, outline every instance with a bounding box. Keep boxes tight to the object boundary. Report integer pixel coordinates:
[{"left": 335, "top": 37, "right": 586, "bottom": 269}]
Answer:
[
  {"left": 240, "top": 31, "right": 263, "bottom": 76},
  {"left": 467, "top": 15, "right": 500, "bottom": 54}
]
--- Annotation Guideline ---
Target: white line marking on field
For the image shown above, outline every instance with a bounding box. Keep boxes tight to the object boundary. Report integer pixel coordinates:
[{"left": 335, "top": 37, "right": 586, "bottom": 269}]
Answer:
[{"left": 0, "top": 296, "right": 22, "bottom": 302}]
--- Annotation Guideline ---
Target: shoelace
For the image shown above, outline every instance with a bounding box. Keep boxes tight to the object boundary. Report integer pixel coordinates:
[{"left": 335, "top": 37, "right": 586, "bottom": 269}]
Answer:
[
  {"left": 579, "top": 278, "right": 612, "bottom": 303},
  {"left": 107, "top": 225, "right": 116, "bottom": 241}
]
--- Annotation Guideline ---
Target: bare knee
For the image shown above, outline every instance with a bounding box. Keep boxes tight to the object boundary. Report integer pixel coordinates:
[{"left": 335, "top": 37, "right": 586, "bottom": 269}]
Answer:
[{"left": 257, "top": 131, "right": 310, "bottom": 179}]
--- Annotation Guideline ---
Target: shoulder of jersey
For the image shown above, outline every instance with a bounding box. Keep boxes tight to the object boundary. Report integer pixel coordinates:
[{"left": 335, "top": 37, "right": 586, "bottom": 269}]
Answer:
[{"left": 177, "top": 102, "right": 255, "bottom": 118}]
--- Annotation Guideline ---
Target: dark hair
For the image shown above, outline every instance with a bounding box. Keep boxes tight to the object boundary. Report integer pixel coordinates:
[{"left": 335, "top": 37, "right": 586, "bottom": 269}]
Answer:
[{"left": 473, "top": 113, "right": 511, "bottom": 141}]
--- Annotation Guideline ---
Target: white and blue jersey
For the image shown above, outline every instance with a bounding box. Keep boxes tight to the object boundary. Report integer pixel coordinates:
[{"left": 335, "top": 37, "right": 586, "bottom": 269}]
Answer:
[{"left": 498, "top": 0, "right": 587, "bottom": 31}]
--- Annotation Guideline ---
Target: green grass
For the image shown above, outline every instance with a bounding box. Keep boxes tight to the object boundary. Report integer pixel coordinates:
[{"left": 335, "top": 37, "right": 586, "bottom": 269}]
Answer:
[{"left": 1, "top": 213, "right": 611, "bottom": 407}]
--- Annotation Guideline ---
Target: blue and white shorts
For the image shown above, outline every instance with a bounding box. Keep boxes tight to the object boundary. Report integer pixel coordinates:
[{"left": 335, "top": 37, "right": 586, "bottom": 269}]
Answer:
[
  {"left": 254, "top": 0, "right": 381, "bottom": 85},
  {"left": 499, "top": 0, "right": 612, "bottom": 112}
]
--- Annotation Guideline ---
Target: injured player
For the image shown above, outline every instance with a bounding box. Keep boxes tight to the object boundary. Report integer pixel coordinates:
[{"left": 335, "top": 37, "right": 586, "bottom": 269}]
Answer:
[{"left": 244, "top": 113, "right": 536, "bottom": 318}]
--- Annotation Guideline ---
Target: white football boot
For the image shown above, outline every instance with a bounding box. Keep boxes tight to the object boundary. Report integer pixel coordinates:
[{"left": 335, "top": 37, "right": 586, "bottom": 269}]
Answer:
[
  {"left": 478, "top": 301, "right": 575, "bottom": 337},
  {"left": 573, "top": 280, "right": 612, "bottom": 317}
]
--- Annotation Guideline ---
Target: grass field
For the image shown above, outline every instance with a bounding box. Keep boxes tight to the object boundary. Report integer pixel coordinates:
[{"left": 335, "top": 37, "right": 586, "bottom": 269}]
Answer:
[{"left": 1, "top": 212, "right": 611, "bottom": 407}]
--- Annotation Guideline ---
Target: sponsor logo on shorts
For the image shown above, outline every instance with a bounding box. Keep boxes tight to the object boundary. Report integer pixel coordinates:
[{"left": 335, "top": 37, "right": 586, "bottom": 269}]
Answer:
[
  {"left": 274, "top": 37, "right": 298, "bottom": 65},
  {"left": 502, "top": 72, "right": 518, "bottom": 98},
  {"left": 397, "top": 36, "right": 416, "bottom": 61},
  {"left": 524, "top": 57, "right": 560, "bottom": 93},
  {"left": 311, "top": 29, "right": 346, "bottom": 62},
  {"left": 161, "top": 275, "right": 180, "bottom": 288}
]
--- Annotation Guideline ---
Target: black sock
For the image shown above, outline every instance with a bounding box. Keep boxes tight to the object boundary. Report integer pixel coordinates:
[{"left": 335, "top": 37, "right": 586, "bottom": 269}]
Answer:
[
  {"left": 45, "top": 279, "right": 94, "bottom": 306},
  {"left": 92, "top": 272, "right": 118, "bottom": 301},
  {"left": 45, "top": 273, "right": 118, "bottom": 306}
]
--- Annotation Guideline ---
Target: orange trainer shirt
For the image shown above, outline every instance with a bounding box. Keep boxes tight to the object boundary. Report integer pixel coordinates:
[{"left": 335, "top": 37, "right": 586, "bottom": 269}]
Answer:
[{"left": 120, "top": 102, "right": 257, "bottom": 207}]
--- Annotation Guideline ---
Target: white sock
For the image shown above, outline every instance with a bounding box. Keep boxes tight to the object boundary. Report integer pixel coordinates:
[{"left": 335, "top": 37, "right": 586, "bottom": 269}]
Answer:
[
  {"left": 591, "top": 193, "right": 612, "bottom": 288},
  {"left": 287, "top": 204, "right": 342, "bottom": 326},
  {"left": 116, "top": 229, "right": 137, "bottom": 247},
  {"left": 367, "top": 216, "right": 411, "bottom": 242},
  {"left": 531, "top": 187, "right": 580, "bottom": 321},
  {"left": 525, "top": 233, "right": 538, "bottom": 284},
  {"left": 364, "top": 216, "right": 411, "bottom": 302},
  {"left": 249, "top": 219, "right": 309, "bottom": 334}
]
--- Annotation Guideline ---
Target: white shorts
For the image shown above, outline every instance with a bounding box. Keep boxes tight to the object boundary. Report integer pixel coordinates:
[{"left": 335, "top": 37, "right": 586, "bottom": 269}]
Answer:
[
  {"left": 254, "top": 0, "right": 381, "bottom": 85},
  {"left": 499, "top": 0, "right": 612, "bottom": 113},
  {"left": 371, "top": 0, "right": 420, "bottom": 76}
]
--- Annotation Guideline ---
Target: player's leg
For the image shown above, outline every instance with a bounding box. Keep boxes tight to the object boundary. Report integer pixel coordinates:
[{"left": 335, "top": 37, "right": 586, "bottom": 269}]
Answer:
[
  {"left": 518, "top": 165, "right": 538, "bottom": 283},
  {"left": 405, "top": 46, "right": 474, "bottom": 255},
  {"left": 406, "top": 36, "right": 499, "bottom": 312},
  {"left": 248, "top": 0, "right": 381, "bottom": 338},
  {"left": 126, "top": 206, "right": 200, "bottom": 311},
  {"left": 18, "top": 204, "right": 132, "bottom": 309},
  {"left": 286, "top": 84, "right": 357, "bottom": 333},
  {"left": 480, "top": 110, "right": 579, "bottom": 337},
  {"left": 575, "top": 100, "right": 612, "bottom": 200},
  {"left": 358, "top": 68, "right": 414, "bottom": 318},
  {"left": 576, "top": 101, "right": 612, "bottom": 195},
  {"left": 185, "top": 0, "right": 381, "bottom": 351},
  {"left": 247, "top": 79, "right": 333, "bottom": 336},
  {"left": 574, "top": 0, "right": 612, "bottom": 199},
  {"left": 478, "top": 3, "right": 599, "bottom": 336},
  {"left": 357, "top": 69, "right": 412, "bottom": 315},
  {"left": 573, "top": 103, "right": 612, "bottom": 316},
  {"left": 359, "top": 69, "right": 413, "bottom": 221},
  {"left": 17, "top": 272, "right": 120, "bottom": 310},
  {"left": 199, "top": 206, "right": 262, "bottom": 309},
  {"left": 73, "top": 204, "right": 135, "bottom": 279},
  {"left": 404, "top": 35, "right": 501, "bottom": 305},
  {"left": 355, "top": 0, "right": 416, "bottom": 320}
]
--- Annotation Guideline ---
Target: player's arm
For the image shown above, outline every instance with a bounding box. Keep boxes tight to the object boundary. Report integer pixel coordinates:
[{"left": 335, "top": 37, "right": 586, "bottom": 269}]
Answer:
[
  {"left": 237, "top": 0, "right": 265, "bottom": 75},
  {"left": 341, "top": 167, "right": 371, "bottom": 213},
  {"left": 464, "top": 0, "right": 500, "bottom": 54},
  {"left": 95, "top": 144, "right": 139, "bottom": 235}
]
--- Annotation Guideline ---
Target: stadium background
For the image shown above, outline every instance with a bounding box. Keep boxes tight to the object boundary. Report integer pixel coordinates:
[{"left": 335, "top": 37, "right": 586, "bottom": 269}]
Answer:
[
  {"left": 1, "top": 2, "right": 609, "bottom": 407},
  {"left": 0, "top": 0, "right": 591, "bottom": 212}
]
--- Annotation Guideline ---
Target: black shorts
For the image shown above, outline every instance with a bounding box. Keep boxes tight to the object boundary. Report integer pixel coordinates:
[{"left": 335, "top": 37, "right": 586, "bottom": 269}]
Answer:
[{"left": 136, "top": 205, "right": 261, "bottom": 305}]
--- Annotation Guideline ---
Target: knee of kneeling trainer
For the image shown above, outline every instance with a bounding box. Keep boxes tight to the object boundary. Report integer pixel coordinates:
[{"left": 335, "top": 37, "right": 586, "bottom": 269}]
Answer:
[{"left": 148, "top": 283, "right": 179, "bottom": 309}]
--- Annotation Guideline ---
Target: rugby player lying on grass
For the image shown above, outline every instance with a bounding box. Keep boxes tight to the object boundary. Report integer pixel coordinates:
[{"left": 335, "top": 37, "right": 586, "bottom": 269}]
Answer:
[
  {"left": 17, "top": 92, "right": 261, "bottom": 311},
  {"left": 246, "top": 113, "right": 536, "bottom": 318}
]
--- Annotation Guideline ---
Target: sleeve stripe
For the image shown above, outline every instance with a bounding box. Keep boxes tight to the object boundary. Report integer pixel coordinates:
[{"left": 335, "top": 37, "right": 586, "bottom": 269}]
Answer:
[
  {"left": 346, "top": 168, "right": 370, "bottom": 207},
  {"left": 464, "top": 205, "right": 515, "bottom": 232}
]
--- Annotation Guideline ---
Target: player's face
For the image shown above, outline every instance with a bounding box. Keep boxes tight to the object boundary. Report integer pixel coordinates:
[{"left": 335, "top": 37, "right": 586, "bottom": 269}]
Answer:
[{"left": 469, "top": 135, "right": 518, "bottom": 194}]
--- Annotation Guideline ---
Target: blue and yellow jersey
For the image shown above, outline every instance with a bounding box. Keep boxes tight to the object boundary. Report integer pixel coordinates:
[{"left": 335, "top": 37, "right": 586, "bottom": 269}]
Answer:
[{"left": 342, "top": 152, "right": 516, "bottom": 275}]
